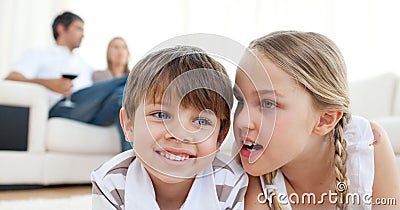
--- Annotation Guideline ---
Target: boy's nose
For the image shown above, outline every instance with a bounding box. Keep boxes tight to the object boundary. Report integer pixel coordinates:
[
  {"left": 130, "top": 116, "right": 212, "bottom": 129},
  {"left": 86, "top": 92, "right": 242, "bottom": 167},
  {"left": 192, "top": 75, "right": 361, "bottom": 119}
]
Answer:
[
  {"left": 163, "top": 119, "right": 214, "bottom": 144},
  {"left": 164, "top": 130, "right": 192, "bottom": 143},
  {"left": 164, "top": 121, "right": 195, "bottom": 143}
]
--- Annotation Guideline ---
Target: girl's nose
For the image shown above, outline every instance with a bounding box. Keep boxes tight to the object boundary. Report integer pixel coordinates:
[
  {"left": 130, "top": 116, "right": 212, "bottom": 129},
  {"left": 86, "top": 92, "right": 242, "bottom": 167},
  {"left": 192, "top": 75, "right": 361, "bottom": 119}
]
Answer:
[{"left": 234, "top": 102, "right": 255, "bottom": 131}]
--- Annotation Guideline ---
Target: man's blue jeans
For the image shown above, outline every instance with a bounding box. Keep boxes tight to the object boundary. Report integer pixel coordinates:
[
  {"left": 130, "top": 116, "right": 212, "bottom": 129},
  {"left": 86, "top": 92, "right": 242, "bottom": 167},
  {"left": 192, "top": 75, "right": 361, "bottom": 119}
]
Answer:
[{"left": 49, "top": 75, "right": 131, "bottom": 151}]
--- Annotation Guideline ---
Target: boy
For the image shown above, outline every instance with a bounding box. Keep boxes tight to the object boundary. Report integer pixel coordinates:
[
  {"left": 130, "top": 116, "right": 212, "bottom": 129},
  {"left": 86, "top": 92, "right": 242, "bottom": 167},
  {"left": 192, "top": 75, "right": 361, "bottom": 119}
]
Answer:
[{"left": 91, "top": 46, "right": 248, "bottom": 209}]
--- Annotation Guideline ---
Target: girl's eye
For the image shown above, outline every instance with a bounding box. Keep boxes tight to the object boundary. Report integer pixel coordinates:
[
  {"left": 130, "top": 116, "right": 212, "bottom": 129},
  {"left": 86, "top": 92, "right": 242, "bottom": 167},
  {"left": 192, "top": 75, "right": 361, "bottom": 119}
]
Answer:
[
  {"left": 152, "top": 111, "right": 170, "bottom": 119},
  {"left": 262, "top": 100, "right": 276, "bottom": 109},
  {"left": 194, "top": 118, "right": 211, "bottom": 126}
]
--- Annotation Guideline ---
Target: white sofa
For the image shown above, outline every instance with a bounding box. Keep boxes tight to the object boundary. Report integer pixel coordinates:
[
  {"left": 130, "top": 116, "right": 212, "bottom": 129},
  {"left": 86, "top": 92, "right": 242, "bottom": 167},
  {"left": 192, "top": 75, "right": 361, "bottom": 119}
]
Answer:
[
  {"left": 349, "top": 72, "right": 400, "bottom": 171},
  {"left": 0, "top": 80, "right": 236, "bottom": 186},
  {"left": 0, "top": 80, "right": 120, "bottom": 185},
  {"left": 0, "top": 72, "right": 399, "bottom": 185}
]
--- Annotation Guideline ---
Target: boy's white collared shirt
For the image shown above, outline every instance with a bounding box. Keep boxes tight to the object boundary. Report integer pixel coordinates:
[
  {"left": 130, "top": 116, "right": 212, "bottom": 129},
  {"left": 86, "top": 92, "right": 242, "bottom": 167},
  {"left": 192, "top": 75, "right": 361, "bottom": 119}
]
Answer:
[
  {"left": 125, "top": 158, "right": 220, "bottom": 210},
  {"left": 92, "top": 150, "right": 248, "bottom": 210}
]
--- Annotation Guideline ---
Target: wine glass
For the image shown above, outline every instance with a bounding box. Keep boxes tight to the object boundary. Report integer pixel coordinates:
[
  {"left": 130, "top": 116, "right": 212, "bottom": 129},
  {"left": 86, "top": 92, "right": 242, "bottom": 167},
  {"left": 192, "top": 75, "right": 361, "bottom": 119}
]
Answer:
[
  {"left": 59, "top": 59, "right": 80, "bottom": 107},
  {"left": 59, "top": 74, "right": 78, "bottom": 107}
]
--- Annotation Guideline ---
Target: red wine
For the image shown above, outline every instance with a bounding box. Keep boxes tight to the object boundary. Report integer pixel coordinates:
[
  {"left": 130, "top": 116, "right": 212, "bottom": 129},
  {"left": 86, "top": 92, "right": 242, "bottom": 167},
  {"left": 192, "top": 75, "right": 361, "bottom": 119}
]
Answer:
[{"left": 62, "top": 74, "right": 78, "bottom": 80}]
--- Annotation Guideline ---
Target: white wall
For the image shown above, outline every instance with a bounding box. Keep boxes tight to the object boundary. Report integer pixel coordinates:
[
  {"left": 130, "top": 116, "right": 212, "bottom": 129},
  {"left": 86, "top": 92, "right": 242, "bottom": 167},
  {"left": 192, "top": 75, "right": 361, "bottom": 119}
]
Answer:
[
  {"left": 0, "top": 0, "right": 71, "bottom": 78},
  {"left": 1, "top": 0, "right": 400, "bottom": 81}
]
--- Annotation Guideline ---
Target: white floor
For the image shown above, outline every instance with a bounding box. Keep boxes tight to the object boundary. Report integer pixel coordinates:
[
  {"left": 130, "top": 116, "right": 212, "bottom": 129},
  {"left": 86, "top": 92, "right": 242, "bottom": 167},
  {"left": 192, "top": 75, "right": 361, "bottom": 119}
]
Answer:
[{"left": 0, "top": 194, "right": 91, "bottom": 210}]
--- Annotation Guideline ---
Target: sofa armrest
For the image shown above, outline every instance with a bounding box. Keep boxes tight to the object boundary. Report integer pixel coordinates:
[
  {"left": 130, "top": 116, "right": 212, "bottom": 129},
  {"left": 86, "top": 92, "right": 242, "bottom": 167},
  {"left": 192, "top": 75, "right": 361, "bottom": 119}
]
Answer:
[{"left": 0, "top": 80, "right": 49, "bottom": 152}]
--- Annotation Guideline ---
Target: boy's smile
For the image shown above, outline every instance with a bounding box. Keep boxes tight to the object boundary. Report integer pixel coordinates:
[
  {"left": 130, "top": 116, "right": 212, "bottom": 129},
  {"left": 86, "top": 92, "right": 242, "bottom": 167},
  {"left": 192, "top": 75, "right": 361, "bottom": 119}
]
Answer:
[{"left": 156, "top": 147, "right": 195, "bottom": 162}]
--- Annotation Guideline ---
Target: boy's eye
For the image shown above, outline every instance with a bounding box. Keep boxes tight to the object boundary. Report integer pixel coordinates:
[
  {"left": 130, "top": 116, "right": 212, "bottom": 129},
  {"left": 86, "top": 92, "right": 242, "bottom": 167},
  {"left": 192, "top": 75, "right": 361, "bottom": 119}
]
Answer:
[
  {"left": 152, "top": 111, "right": 170, "bottom": 119},
  {"left": 194, "top": 118, "right": 211, "bottom": 126},
  {"left": 262, "top": 100, "right": 276, "bottom": 109}
]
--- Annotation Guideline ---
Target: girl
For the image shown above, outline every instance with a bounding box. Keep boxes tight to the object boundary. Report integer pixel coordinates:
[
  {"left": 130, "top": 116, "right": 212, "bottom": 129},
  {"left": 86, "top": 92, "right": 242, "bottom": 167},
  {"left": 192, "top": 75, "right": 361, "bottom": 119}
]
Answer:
[{"left": 233, "top": 31, "right": 400, "bottom": 209}]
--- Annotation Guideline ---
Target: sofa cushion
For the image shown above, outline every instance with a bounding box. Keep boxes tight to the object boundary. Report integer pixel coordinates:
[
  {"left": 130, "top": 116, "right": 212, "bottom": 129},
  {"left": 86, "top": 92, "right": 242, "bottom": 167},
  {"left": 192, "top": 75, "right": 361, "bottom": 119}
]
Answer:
[
  {"left": 46, "top": 118, "right": 120, "bottom": 155},
  {"left": 349, "top": 73, "right": 397, "bottom": 119}
]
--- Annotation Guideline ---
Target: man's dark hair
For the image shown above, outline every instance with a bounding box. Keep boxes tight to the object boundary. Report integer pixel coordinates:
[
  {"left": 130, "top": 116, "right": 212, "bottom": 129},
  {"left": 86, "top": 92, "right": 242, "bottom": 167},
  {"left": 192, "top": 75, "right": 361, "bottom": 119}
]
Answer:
[{"left": 52, "top": 11, "right": 84, "bottom": 40}]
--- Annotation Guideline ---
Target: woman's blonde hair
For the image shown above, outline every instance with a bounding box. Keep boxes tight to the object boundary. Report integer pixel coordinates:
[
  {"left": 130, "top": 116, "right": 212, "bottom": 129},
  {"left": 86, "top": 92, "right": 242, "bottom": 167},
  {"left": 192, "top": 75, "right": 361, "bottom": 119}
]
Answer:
[
  {"left": 107, "top": 37, "right": 130, "bottom": 74},
  {"left": 250, "top": 31, "right": 351, "bottom": 210}
]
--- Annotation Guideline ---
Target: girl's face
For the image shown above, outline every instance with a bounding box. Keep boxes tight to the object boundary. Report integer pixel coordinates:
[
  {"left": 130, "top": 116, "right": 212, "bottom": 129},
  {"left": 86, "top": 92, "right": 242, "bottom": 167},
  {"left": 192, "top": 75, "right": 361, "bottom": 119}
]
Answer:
[
  {"left": 108, "top": 38, "right": 129, "bottom": 67},
  {"left": 233, "top": 49, "right": 320, "bottom": 176}
]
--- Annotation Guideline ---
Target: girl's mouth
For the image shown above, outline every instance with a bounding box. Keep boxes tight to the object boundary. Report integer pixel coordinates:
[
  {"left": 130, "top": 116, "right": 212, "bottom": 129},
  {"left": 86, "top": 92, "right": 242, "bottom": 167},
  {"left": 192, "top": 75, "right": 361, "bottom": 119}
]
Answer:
[
  {"left": 243, "top": 139, "right": 263, "bottom": 151},
  {"left": 240, "top": 139, "right": 264, "bottom": 159}
]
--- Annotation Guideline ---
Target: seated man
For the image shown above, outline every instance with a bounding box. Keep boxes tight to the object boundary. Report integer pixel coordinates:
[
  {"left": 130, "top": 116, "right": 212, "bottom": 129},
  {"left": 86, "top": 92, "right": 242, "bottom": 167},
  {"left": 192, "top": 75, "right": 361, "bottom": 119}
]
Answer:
[{"left": 5, "top": 11, "right": 131, "bottom": 151}]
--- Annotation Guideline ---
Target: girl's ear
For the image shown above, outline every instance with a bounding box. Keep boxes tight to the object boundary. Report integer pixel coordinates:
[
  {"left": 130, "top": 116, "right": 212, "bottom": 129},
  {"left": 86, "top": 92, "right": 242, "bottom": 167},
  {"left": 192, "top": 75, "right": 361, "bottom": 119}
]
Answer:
[
  {"left": 313, "top": 110, "right": 343, "bottom": 136},
  {"left": 120, "top": 108, "right": 134, "bottom": 142}
]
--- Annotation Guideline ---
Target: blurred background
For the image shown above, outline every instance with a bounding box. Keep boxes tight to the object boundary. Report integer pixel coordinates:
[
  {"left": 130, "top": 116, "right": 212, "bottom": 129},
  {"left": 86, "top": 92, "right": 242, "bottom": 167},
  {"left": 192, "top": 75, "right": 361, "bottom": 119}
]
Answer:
[{"left": 1, "top": 0, "right": 399, "bottom": 81}]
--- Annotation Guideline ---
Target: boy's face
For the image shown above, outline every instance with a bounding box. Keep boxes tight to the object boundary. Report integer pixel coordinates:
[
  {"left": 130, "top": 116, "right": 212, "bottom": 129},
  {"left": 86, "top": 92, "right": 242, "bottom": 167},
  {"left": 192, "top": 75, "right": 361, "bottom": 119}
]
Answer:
[{"left": 120, "top": 96, "right": 222, "bottom": 183}]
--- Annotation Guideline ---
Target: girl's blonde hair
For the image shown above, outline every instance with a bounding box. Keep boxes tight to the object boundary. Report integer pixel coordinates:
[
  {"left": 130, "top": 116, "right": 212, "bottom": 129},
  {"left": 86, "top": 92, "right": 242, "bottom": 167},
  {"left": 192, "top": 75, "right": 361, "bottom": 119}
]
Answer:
[{"left": 250, "top": 31, "right": 350, "bottom": 210}]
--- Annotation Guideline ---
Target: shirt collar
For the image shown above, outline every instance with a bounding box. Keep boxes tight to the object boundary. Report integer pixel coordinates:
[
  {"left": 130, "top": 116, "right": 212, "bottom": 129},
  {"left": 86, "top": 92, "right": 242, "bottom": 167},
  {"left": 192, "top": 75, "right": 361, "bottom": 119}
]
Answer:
[{"left": 125, "top": 159, "right": 220, "bottom": 210}]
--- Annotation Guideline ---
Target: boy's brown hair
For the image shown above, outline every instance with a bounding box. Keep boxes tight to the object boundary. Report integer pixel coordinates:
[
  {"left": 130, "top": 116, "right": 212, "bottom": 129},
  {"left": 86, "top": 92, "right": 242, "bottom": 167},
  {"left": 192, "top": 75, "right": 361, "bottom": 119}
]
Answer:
[{"left": 123, "top": 45, "right": 233, "bottom": 142}]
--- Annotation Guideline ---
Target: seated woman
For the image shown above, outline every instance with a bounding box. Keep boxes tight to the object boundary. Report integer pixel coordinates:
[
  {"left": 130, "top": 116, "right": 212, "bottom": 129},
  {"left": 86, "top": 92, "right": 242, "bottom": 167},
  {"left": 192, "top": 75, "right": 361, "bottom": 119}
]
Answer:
[{"left": 93, "top": 37, "right": 130, "bottom": 83}]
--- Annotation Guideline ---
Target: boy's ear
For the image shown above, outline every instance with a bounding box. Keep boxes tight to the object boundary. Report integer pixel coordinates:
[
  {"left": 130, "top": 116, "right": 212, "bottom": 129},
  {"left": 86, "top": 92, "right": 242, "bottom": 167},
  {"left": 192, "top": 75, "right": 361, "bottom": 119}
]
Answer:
[
  {"left": 120, "top": 108, "right": 134, "bottom": 142},
  {"left": 313, "top": 110, "right": 343, "bottom": 136}
]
